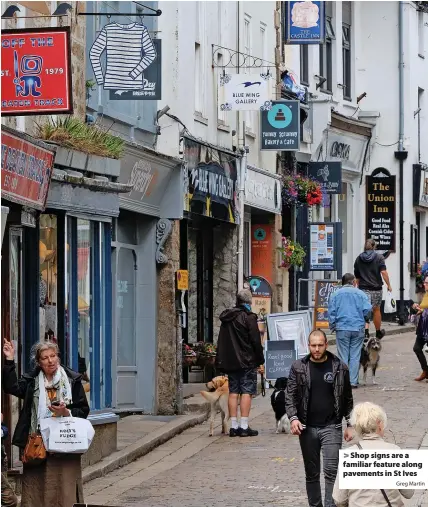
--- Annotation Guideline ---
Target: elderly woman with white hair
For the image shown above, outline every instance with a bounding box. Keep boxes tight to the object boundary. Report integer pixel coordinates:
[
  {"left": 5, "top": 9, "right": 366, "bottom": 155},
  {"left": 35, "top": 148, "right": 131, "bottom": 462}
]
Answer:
[
  {"left": 2, "top": 339, "right": 89, "bottom": 507},
  {"left": 333, "top": 402, "right": 414, "bottom": 507}
]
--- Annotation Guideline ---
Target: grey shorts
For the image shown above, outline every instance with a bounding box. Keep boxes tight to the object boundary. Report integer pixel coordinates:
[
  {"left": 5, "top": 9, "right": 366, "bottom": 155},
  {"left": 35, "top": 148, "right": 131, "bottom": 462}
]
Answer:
[
  {"left": 228, "top": 368, "right": 257, "bottom": 395},
  {"left": 363, "top": 289, "right": 383, "bottom": 308}
]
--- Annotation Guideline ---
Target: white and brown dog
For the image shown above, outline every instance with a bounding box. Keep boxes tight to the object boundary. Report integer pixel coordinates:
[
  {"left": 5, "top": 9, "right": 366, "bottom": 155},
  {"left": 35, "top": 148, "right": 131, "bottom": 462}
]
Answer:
[
  {"left": 360, "top": 336, "right": 382, "bottom": 385},
  {"left": 200, "top": 376, "right": 229, "bottom": 437}
]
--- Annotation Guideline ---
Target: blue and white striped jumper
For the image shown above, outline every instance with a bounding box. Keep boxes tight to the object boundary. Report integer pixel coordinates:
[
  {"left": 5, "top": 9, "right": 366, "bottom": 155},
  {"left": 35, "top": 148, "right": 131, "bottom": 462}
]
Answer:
[{"left": 89, "top": 22, "right": 156, "bottom": 90}]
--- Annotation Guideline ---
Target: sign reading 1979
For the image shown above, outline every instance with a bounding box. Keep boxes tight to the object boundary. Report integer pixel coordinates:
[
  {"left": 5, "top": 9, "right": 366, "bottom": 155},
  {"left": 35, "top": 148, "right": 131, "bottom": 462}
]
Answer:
[{"left": 260, "top": 100, "right": 300, "bottom": 151}]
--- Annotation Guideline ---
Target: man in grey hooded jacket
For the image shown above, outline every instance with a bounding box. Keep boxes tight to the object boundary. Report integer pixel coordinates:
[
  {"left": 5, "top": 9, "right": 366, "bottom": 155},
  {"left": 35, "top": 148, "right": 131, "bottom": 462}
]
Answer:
[{"left": 354, "top": 239, "right": 392, "bottom": 341}]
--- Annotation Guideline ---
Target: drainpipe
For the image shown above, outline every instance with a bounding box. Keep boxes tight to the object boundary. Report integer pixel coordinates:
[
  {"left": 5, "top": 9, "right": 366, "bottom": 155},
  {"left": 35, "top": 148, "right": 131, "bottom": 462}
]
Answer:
[
  {"left": 394, "top": 1, "right": 408, "bottom": 325},
  {"left": 238, "top": 123, "right": 248, "bottom": 291}
]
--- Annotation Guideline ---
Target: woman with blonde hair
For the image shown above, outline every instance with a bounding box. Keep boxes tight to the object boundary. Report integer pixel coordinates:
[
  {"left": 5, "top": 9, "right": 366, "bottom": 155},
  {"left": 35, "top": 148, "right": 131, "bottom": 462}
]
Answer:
[
  {"left": 333, "top": 402, "right": 414, "bottom": 507},
  {"left": 2, "top": 339, "right": 89, "bottom": 507}
]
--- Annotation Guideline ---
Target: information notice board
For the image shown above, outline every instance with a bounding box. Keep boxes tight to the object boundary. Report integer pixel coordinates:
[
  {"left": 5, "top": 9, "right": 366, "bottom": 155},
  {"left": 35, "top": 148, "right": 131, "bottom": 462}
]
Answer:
[{"left": 313, "top": 280, "right": 340, "bottom": 329}]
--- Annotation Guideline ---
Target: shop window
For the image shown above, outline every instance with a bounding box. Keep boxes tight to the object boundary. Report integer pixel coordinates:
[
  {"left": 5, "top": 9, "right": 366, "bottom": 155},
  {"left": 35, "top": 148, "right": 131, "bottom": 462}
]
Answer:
[
  {"left": 40, "top": 215, "right": 58, "bottom": 342},
  {"left": 77, "top": 219, "right": 92, "bottom": 404},
  {"left": 116, "top": 247, "right": 136, "bottom": 367}
]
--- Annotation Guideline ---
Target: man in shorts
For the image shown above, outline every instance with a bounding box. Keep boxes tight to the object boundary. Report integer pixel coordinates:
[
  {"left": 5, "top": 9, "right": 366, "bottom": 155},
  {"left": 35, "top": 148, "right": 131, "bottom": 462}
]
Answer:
[
  {"left": 354, "top": 239, "right": 392, "bottom": 343},
  {"left": 215, "top": 289, "right": 265, "bottom": 437}
]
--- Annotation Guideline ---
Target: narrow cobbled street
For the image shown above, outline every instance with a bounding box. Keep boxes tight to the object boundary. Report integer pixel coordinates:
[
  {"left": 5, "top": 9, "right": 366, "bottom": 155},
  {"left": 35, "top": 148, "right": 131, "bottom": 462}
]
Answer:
[{"left": 85, "top": 331, "right": 428, "bottom": 507}]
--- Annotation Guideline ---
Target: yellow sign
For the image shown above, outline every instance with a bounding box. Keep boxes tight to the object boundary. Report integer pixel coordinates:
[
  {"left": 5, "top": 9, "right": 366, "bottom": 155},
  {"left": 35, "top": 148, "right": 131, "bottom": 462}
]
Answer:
[{"left": 176, "top": 270, "right": 189, "bottom": 291}]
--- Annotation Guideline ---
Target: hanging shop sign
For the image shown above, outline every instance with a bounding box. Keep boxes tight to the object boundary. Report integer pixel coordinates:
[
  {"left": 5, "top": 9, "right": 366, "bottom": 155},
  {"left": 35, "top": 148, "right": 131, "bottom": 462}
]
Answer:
[
  {"left": 413, "top": 163, "right": 428, "bottom": 208},
  {"left": 366, "top": 171, "right": 396, "bottom": 251},
  {"left": 283, "top": 1, "right": 326, "bottom": 45},
  {"left": 245, "top": 165, "right": 282, "bottom": 214},
  {"left": 183, "top": 137, "right": 239, "bottom": 224},
  {"left": 89, "top": 22, "right": 161, "bottom": 100},
  {"left": 218, "top": 73, "right": 270, "bottom": 112},
  {"left": 260, "top": 100, "right": 300, "bottom": 151},
  {"left": 314, "top": 128, "right": 369, "bottom": 174},
  {"left": 1, "top": 127, "right": 54, "bottom": 210},
  {"left": 1, "top": 27, "right": 73, "bottom": 116},
  {"left": 308, "top": 161, "right": 342, "bottom": 194}
]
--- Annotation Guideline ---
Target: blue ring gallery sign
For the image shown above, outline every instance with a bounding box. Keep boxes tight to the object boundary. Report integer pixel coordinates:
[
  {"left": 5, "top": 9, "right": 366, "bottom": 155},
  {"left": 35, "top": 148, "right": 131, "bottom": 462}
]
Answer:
[{"left": 283, "top": 1, "right": 325, "bottom": 45}]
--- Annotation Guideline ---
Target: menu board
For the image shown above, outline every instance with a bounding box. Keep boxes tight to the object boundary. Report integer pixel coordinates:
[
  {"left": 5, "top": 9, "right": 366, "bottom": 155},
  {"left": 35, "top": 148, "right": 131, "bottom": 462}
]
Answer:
[
  {"left": 264, "top": 340, "right": 297, "bottom": 380},
  {"left": 310, "top": 224, "right": 335, "bottom": 270},
  {"left": 313, "top": 280, "right": 340, "bottom": 329}
]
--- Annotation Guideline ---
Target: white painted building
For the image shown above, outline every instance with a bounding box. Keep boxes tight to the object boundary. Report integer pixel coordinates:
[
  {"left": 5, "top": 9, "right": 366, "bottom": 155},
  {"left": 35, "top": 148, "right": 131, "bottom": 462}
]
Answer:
[{"left": 285, "top": 1, "right": 428, "bottom": 310}]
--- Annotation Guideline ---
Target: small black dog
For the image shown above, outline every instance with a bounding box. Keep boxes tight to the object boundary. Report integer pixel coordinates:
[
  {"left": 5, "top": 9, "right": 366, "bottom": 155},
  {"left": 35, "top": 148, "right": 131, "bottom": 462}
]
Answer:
[
  {"left": 270, "top": 377, "right": 290, "bottom": 434},
  {"left": 360, "top": 336, "right": 382, "bottom": 385}
]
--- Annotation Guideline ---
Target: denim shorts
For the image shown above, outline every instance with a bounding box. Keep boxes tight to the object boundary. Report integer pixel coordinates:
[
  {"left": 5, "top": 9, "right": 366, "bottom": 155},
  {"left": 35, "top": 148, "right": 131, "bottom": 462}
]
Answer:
[
  {"left": 228, "top": 368, "right": 257, "bottom": 395},
  {"left": 363, "top": 289, "right": 382, "bottom": 308}
]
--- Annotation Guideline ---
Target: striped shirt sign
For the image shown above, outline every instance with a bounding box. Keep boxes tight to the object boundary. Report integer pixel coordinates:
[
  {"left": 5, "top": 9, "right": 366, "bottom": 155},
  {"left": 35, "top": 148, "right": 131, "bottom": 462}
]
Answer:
[{"left": 89, "top": 22, "right": 156, "bottom": 90}]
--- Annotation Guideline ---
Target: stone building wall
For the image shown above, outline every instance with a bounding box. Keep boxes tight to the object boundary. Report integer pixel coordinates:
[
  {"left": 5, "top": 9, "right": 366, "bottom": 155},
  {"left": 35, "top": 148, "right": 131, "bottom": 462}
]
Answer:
[
  {"left": 187, "top": 229, "right": 198, "bottom": 344},
  {"left": 156, "top": 220, "right": 182, "bottom": 415},
  {"left": 212, "top": 225, "right": 238, "bottom": 342}
]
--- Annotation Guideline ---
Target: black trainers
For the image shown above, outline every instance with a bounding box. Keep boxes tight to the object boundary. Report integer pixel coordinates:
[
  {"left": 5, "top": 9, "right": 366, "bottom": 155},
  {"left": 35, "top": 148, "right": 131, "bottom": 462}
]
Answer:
[
  {"left": 229, "top": 428, "right": 241, "bottom": 437},
  {"left": 239, "top": 427, "right": 258, "bottom": 437},
  {"left": 376, "top": 329, "right": 386, "bottom": 339}
]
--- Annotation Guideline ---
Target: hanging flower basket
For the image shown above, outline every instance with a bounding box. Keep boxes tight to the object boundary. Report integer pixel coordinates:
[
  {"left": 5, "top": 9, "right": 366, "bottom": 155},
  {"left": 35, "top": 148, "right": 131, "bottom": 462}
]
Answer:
[
  {"left": 278, "top": 236, "right": 306, "bottom": 269},
  {"left": 183, "top": 355, "right": 197, "bottom": 367},
  {"left": 282, "top": 172, "right": 322, "bottom": 207},
  {"left": 197, "top": 353, "right": 216, "bottom": 367}
]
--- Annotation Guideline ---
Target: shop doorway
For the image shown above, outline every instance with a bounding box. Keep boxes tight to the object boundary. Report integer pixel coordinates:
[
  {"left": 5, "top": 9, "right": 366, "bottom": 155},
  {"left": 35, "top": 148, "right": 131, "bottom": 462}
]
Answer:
[{"left": 1, "top": 226, "right": 24, "bottom": 470}]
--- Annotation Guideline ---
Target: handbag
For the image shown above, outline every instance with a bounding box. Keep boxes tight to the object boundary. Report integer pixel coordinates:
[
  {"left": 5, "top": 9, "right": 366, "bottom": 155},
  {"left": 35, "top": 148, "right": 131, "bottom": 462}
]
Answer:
[
  {"left": 356, "top": 442, "right": 392, "bottom": 507},
  {"left": 22, "top": 430, "right": 47, "bottom": 465}
]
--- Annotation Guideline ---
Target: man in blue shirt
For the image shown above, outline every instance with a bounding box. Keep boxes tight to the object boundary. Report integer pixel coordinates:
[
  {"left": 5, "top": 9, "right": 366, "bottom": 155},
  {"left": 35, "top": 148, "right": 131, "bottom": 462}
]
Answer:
[{"left": 328, "top": 273, "right": 372, "bottom": 388}]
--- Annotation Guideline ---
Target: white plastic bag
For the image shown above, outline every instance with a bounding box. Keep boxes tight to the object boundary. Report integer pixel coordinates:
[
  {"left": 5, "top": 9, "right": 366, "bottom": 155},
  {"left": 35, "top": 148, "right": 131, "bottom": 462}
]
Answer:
[
  {"left": 384, "top": 292, "right": 396, "bottom": 314},
  {"left": 40, "top": 416, "right": 95, "bottom": 454}
]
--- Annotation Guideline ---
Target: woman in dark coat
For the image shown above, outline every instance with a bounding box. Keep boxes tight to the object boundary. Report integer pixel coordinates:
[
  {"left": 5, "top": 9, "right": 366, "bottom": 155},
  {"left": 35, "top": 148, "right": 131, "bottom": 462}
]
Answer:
[{"left": 2, "top": 339, "right": 90, "bottom": 507}]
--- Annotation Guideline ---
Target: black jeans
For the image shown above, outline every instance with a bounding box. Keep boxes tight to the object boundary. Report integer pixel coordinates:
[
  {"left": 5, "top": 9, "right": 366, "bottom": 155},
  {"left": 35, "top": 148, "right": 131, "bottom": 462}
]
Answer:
[
  {"left": 299, "top": 425, "right": 342, "bottom": 507},
  {"left": 413, "top": 335, "right": 428, "bottom": 372}
]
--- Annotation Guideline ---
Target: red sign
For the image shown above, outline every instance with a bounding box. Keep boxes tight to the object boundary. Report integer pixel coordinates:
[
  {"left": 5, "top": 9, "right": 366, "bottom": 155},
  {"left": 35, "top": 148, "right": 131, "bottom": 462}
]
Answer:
[
  {"left": 1, "top": 128, "right": 54, "bottom": 210},
  {"left": 1, "top": 27, "right": 72, "bottom": 116},
  {"left": 251, "top": 224, "right": 274, "bottom": 285}
]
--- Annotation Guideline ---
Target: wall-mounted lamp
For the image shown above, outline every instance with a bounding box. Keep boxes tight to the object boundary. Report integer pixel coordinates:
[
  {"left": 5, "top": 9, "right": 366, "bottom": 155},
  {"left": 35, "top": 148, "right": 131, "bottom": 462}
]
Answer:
[
  {"left": 52, "top": 3, "right": 72, "bottom": 16},
  {"left": 357, "top": 92, "right": 367, "bottom": 104},
  {"left": 315, "top": 76, "right": 327, "bottom": 90},
  {"left": 156, "top": 105, "right": 170, "bottom": 121},
  {"left": 2, "top": 5, "right": 20, "bottom": 18}
]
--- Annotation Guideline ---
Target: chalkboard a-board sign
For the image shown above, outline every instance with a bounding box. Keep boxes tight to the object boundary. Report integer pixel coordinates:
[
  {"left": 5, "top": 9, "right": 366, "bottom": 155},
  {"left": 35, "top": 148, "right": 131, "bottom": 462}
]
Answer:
[
  {"left": 264, "top": 340, "right": 297, "bottom": 380},
  {"left": 313, "top": 280, "right": 340, "bottom": 329}
]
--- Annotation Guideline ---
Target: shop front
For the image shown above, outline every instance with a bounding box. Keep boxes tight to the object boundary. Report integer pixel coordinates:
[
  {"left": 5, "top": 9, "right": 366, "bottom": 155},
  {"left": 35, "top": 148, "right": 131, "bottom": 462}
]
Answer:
[
  {"left": 243, "top": 164, "right": 282, "bottom": 319},
  {"left": 412, "top": 162, "right": 428, "bottom": 291},
  {"left": 115, "top": 144, "right": 183, "bottom": 413},
  {"left": 1, "top": 126, "right": 55, "bottom": 469},
  {"left": 181, "top": 137, "right": 240, "bottom": 384},
  {"left": 314, "top": 112, "right": 373, "bottom": 273}
]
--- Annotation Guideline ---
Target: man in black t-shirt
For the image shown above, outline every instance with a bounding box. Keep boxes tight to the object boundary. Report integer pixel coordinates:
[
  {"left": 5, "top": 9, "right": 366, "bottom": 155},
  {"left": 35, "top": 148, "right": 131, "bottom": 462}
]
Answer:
[{"left": 285, "top": 330, "right": 353, "bottom": 507}]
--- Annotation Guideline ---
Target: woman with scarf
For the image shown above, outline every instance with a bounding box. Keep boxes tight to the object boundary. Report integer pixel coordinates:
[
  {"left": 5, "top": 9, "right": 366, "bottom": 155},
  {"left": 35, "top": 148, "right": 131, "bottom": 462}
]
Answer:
[
  {"left": 411, "top": 275, "right": 428, "bottom": 381},
  {"left": 2, "top": 339, "right": 89, "bottom": 506}
]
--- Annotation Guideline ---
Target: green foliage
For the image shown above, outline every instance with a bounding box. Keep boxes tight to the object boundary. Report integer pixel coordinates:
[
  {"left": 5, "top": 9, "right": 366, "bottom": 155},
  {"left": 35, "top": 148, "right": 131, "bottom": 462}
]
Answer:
[{"left": 36, "top": 116, "right": 124, "bottom": 159}]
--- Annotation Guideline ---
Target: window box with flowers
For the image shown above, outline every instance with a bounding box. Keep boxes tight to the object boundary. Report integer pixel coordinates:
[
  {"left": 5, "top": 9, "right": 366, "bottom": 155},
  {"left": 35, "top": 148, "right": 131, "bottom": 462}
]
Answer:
[
  {"left": 282, "top": 172, "right": 322, "bottom": 207},
  {"left": 182, "top": 342, "right": 217, "bottom": 368},
  {"left": 278, "top": 237, "right": 306, "bottom": 269}
]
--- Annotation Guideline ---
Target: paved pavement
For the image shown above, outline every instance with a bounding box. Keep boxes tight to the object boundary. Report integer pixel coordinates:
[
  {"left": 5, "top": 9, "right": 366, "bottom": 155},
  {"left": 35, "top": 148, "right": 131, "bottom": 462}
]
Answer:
[{"left": 84, "top": 331, "right": 428, "bottom": 507}]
